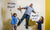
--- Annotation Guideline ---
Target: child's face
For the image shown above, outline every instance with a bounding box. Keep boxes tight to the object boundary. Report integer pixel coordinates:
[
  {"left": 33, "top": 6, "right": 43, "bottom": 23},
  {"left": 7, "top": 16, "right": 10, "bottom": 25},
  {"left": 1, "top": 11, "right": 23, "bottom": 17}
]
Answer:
[
  {"left": 40, "top": 17, "right": 42, "bottom": 20},
  {"left": 14, "top": 15, "right": 17, "bottom": 17}
]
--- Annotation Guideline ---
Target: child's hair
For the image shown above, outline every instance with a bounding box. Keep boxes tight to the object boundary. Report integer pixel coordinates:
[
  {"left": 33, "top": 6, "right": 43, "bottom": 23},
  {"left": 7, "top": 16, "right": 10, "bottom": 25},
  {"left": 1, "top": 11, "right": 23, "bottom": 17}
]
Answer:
[
  {"left": 13, "top": 13, "right": 17, "bottom": 17},
  {"left": 41, "top": 16, "right": 44, "bottom": 24}
]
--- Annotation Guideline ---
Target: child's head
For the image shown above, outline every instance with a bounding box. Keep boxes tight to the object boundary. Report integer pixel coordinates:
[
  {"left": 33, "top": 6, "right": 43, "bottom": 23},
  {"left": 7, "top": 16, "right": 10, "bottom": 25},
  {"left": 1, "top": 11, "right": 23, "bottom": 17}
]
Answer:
[
  {"left": 39, "top": 16, "right": 44, "bottom": 24},
  {"left": 13, "top": 13, "right": 17, "bottom": 17}
]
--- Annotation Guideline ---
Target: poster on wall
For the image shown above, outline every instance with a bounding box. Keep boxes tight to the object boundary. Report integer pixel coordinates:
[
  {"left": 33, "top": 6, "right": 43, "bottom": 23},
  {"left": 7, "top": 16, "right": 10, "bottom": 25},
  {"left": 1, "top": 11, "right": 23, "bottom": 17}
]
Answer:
[
  {"left": 30, "top": 12, "right": 40, "bottom": 21},
  {"left": 7, "top": 2, "right": 16, "bottom": 8}
]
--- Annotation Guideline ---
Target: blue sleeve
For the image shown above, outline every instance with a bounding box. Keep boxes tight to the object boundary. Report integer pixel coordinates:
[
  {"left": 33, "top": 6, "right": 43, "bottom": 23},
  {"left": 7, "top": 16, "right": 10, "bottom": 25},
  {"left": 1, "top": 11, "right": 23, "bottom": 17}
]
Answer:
[
  {"left": 24, "top": 6, "right": 28, "bottom": 9},
  {"left": 11, "top": 15, "right": 15, "bottom": 20},
  {"left": 36, "top": 21, "right": 42, "bottom": 24}
]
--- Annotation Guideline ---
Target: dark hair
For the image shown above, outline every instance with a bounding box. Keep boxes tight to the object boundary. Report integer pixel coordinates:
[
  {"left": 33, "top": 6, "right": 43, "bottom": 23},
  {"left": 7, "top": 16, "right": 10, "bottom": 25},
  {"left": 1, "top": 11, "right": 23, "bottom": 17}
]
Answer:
[
  {"left": 41, "top": 16, "right": 44, "bottom": 24},
  {"left": 13, "top": 13, "right": 17, "bottom": 17}
]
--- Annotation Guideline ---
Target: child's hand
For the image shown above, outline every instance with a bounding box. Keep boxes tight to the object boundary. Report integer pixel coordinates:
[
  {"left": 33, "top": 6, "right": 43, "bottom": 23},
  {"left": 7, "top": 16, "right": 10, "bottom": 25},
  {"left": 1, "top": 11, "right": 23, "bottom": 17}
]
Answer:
[
  {"left": 10, "top": 9, "right": 12, "bottom": 15},
  {"left": 10, "top": 9, "right": 11, "bottom": 11}
]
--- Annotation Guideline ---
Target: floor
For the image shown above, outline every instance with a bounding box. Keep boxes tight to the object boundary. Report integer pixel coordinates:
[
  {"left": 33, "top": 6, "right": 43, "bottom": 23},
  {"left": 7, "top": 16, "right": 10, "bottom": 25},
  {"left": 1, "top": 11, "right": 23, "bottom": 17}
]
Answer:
[{"left": 17, "top": 20, "right": 33, "bottom": 30}]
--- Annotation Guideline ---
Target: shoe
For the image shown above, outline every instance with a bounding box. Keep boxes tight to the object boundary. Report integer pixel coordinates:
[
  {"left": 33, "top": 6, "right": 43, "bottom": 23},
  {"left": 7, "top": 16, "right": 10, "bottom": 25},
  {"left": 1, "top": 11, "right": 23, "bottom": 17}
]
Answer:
[
  {"left": 26, "top": 28, "right": 29, "bottom": 30},
  {"left": 26, "top": 28, "right": 29, "bottom": 29}
]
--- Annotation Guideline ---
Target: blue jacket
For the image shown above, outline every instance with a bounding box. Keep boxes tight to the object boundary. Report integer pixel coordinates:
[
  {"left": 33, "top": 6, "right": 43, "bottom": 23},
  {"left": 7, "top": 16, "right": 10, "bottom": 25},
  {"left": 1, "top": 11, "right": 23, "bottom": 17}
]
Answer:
[{"left": 11, "top": 15, "right": 17, "bottom": 25}]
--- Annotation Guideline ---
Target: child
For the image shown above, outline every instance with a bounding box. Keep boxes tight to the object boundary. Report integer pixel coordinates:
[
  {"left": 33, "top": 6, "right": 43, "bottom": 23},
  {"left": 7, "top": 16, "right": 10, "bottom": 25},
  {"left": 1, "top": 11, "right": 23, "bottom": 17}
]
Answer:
[
  {"left": 10, "top": 9, "right": 17, "bottom": 30},
  {"left": 36, "top": 16, "right": 44, "bottom": 30}
]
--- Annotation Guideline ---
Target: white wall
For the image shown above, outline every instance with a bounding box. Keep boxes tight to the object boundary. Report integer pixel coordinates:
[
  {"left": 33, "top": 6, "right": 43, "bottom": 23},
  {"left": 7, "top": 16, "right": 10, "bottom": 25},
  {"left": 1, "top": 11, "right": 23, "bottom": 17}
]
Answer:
[
  {"left": 1, "top": 0, "right": 45, "bottom": 30},
  {"left": 15, "top": 0, "right": 45, "bottom": 30}
]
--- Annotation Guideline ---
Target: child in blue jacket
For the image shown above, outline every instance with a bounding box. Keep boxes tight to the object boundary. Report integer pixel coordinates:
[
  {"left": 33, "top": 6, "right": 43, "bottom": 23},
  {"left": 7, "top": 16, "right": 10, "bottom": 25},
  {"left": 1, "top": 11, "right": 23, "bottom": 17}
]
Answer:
[
  {"left": 36, "top": 16, "right": 44, "bottom": 30},
  {"left": 10, "top": 10, "right": 17, "bottom": 30}
]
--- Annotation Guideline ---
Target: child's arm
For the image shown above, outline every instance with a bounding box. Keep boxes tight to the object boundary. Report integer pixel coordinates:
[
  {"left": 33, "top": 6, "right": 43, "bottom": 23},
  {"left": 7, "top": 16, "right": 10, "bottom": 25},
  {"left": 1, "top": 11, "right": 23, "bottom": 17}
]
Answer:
[
  {"left": 11, "top": 12, "right": 12, "bottom": 16},
  {"left": 10, "top": 9, "right": 12, "bottom": 16},
  {"left": 36, "top": 21, "right": 42, "bottom": 24}
]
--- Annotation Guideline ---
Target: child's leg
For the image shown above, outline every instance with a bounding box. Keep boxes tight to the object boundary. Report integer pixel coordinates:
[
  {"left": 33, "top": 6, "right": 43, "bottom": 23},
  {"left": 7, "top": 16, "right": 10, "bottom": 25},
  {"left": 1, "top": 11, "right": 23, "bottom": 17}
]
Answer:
[
  {"left": 12, "top": 25, "right": 14, "bottom": 30},
  {"left": 14, "top": 25, "right": 17, "bottom": 30}
]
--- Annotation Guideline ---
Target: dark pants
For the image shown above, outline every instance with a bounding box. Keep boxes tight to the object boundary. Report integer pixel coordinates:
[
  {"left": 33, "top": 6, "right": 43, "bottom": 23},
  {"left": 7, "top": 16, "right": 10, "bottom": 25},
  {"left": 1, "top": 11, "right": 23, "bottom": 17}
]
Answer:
[{"left": 18, "top": 14, "right": 30, "bottom": 29}]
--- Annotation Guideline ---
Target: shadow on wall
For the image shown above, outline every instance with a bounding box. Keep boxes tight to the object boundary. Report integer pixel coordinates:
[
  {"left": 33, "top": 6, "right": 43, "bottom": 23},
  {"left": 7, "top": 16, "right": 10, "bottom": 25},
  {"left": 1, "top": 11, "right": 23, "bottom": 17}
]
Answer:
[
  {"left": 3, "top": 19, "right": 12, "bottom": 30},
  {"left": 1, "top": 8, "right": 12, "bottom": 30}
]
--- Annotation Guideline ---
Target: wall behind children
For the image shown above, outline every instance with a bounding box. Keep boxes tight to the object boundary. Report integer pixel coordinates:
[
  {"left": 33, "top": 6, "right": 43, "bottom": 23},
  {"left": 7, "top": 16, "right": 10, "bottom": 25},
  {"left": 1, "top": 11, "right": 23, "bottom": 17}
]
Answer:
[{"left": 0, "top": 0, "right": 45, "bottom": 30}]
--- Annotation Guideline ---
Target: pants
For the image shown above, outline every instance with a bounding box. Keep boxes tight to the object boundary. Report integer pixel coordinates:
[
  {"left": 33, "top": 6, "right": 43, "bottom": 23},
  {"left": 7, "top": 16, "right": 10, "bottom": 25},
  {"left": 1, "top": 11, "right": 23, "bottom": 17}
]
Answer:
[
  {"left": 12, "top": 24, "right": 17, "bottom": 30},
  {"left": 18, "top": 14, "right": 30, "bottom": 29}
]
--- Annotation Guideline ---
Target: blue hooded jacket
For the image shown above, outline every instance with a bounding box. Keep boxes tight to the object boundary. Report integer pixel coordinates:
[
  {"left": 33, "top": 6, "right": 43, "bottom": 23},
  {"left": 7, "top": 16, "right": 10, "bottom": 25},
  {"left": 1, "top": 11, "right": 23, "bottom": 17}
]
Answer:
[{"left": 11, "top": 15, "right": 17, "bottom": 25}]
